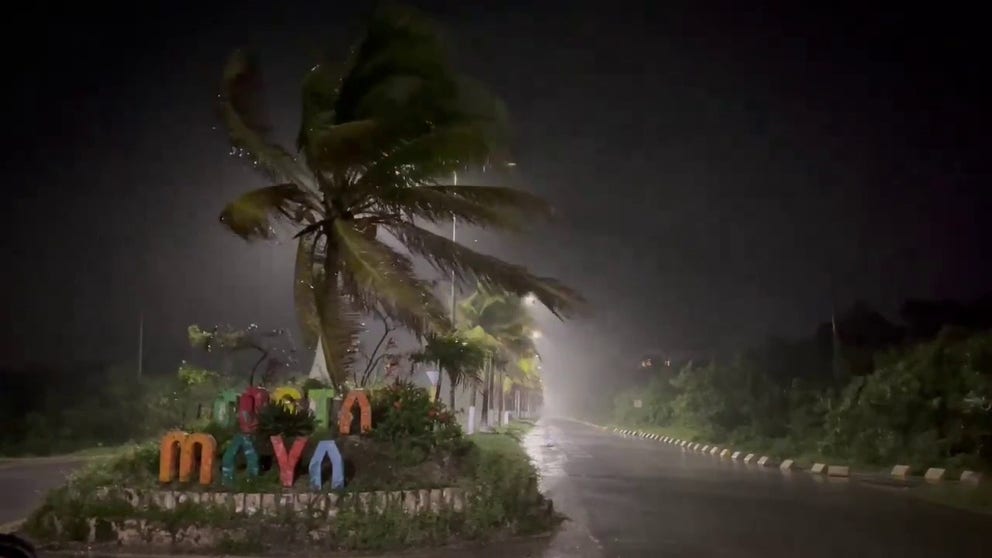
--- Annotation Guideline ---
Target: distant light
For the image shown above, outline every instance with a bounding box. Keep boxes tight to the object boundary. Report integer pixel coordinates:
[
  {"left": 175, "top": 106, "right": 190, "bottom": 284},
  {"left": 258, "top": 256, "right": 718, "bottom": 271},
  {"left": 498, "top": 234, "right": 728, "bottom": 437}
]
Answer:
[
  {"left": 531, "top": 330, "right": 542, "bottom": 340},
  {"left": 505, "top": 161, "right": 517, "bottom": 167},
  {"left": 524, "top": 294, "right": 537, "bottom": 305}
]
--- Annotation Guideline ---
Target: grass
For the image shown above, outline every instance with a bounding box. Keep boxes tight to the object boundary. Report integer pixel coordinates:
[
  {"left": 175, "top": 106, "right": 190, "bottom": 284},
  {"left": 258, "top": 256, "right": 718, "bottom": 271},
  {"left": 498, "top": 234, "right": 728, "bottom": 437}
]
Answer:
[{"left": 0, "top": 444, "right": 134, "bottom": 466}]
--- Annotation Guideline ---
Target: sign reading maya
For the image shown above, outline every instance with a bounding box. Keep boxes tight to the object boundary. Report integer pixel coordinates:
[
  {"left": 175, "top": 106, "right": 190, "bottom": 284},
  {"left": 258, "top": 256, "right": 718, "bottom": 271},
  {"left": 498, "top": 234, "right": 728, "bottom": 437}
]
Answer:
[{"left": 160, "top": 386, "right": 370, "bottom": 489}]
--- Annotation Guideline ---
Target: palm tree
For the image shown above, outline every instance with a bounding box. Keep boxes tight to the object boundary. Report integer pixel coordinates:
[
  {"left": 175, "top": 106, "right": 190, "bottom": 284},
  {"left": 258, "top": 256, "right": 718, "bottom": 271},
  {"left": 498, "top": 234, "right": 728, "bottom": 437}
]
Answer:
[
  {"left": 216, "top": 6, "right": 581, "bottom": 390},
  {"left": 457, "top": 288, "right": 539, "bottom": 425},
  {"left": 411, "top": 331, "right": 489, "bottom": 408}
]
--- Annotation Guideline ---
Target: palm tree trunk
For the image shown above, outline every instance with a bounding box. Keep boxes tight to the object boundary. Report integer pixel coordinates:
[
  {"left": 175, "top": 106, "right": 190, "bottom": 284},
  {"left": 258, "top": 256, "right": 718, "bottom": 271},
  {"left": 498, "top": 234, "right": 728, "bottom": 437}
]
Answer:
[
  {"left": 497, "top": 371, "right": 505, "bottom": 425},
  {"left": 480, "top": 360, "right": 491, "bottom": 426},
  {"left": 449, "top": 376, "right": 456, "bottom": 409},
  {"left": 434, "top": 365, "right": 443, "bottom": 403}
]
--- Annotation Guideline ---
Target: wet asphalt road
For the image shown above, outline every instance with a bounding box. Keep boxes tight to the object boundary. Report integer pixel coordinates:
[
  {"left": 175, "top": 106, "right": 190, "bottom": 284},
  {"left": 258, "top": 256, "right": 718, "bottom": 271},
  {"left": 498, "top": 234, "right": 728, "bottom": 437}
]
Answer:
[
  {"left": 522, "top": 418, "right": 989, "bottom": 557},
  {"left": 0, "top": 459, "right": 82, "bottom": 527}
]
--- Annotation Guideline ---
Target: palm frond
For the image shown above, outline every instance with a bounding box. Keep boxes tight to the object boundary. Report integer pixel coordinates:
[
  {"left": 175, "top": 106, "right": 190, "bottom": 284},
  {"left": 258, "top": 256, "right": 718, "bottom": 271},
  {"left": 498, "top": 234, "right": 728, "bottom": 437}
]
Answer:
[
  {"left": 219, "top": 51, "right": 318, "bottom": 193},
  {"left": 296, "top": 62, "right": 343, "bottom": 151},
  {"left": 305, "top": 118, "right": 381, "bottom": 174},
  {"left": 373, "top": 186, "right": 524, "bottom": 229},
  {"left": 356, "top": 124, "right": 494, "bottom": 189},
  {"left": 219, "top": 184, "right": 319, "bottom": 240},
  {"left": 386, "top": 223, "right": 584, "bottom": 318},
  {"left": 312, "top": 247, "right": 362, "bottom": 387},
  {"left": 333, "top": 220, "right": 450, "bottom": 336},
  {"left": 335, "top": 4, "right": 451, "bottom": 125},
  {"left": 294, "top": 235, "right": 321, "bottom": 349}
]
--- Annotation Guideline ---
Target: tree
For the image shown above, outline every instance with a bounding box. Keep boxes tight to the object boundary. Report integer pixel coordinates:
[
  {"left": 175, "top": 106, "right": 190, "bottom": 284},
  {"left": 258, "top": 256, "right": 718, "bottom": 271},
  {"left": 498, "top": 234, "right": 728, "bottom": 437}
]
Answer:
[
  {"left": 411, "top": 331, "right": 490, "bottom": 408},
  {"left": 216, "top": 5, "right": 581, "bottom": 390},
  {"left": 457, "top": 287, "right": 539, "bottom": 424},
  {"left": 187, "top": 324, "right": 293, "bottom": 386}
]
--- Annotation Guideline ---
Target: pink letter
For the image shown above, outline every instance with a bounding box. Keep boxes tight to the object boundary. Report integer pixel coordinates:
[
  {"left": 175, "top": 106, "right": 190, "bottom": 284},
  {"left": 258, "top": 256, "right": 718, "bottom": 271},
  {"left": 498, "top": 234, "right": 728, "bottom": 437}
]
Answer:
[{"left": 270, "top": 435, "right": 309, "bottom": 487}]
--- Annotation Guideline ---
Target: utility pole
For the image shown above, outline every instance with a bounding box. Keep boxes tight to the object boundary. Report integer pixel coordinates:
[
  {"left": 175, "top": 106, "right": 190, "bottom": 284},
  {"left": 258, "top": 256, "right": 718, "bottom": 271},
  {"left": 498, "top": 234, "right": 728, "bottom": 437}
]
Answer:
[
  {"left": 137, "top": 312, "right": 144, "bottom": 379},
  {"left": 450, "top": 171, "right": 457, "bottom": 321}
]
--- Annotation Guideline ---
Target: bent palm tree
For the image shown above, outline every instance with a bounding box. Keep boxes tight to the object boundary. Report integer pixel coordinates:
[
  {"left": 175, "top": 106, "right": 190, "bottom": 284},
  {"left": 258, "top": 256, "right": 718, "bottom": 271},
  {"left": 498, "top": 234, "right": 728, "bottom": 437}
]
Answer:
[{"left": 217, "top": 6, "right": 581, "bottom": 389}]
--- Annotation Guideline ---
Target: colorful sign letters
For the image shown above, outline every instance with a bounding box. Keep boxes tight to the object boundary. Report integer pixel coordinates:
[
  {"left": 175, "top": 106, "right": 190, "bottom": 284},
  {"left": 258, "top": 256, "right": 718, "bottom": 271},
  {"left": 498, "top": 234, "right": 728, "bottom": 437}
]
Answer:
[
  {"left": 237, "top": 386, "right": 269, "bottom": 433},
  {"left": 159, "top": 431, "right": 217, "bottom": 485},
  {"left": 272, "top": 386, "right": 302, "bottom": 410},
  {"left": 308, "top": 388, "right": 336, "bottom": 429},
  {"left": 338, "top": 390, "right": 372, "bottom": 435},
  {"left": 308, "top": 440, "right": 345, "bottom": 490},
  {"left": 221, "top": 434, "right": 260, "bottom": 486},
  {"left": 159, "top": 388, "right": 373, "bottom": 490},
  {"left": 270, "top": 435, "right": 308, "bottom": 487}
]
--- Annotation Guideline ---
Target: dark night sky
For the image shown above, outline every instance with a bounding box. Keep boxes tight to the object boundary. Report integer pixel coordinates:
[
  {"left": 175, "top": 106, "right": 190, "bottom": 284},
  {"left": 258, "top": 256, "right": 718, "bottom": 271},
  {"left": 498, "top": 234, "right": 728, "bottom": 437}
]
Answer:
[{"left": 1, "top": 2, "right": 989, "bottom": 391}]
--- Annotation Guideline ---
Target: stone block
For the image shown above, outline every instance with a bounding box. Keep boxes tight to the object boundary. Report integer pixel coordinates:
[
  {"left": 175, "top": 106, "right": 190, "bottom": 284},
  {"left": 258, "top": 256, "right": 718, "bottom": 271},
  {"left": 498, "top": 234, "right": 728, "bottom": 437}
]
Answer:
[
  {"left": 731, "top": 451, "right": 742, "bottom": 461},
  {"left": 710, "top": 447, "right": 720, "bottom": 455},
  {"left": 756, "top": 456, "right": 776, "bottom": 467},
  {"left": 153, "top": 490, "right": 176, "bottom": 510},
  {"left": 890, "top": 464, "right": 911, "bottom": 478},
  {"left": 430, "top": 489, "right": 443, "bottom": 512},
  {"left": 115, "top": 519, "right": 145, "bottom": 546},
  {"left": 295, "top": 493, "right": 312, "bottom": 512},
  {"left": 744, "top": 453, "right": 756, "bottom": 464},
  {"left": 122, "top": 488, "right": 141, "bottom": 507},
  {"left": 779, "top": 459, "right": 796, "bottom": 471},
  {"left": 228, "top": 493, "right": 242, "bottom": 513},
  {"left": 827, "top": 465, "right": 850, "bottom": 477},
  {"left": 243, "top": 493, "right": 261, "bottom": 515},
  {"left": 720, "top": 449, "right": 731, "bottom": 458},
  {"left": 401, "top": 491, "right": 418, "bottom": 514},
  {"left": 418, "top": 489, "right": 431, "bottom": 513},
  {"left": 960, "top": 470, "right": 983, "bottom": 484},
  {"left": 701, "top": 445, "right": 709, "bottom": 452},
  {"left": 444, "top": 487, "right": 465, "bottom": 512},
  {"left": 810, "top": 463, "right": 827, "bottom": 474},
  {"left": 260, "top": 493, "right": 277, "bottom": 514},
  {"left": 924, "top": 468, "right": 946, "bottom": 482},
  {"left": 176, "top": 491, "right": 199, "bottom": 505},
  {"left": 279, "top": 493, "right": 295, "bottom": 510}
]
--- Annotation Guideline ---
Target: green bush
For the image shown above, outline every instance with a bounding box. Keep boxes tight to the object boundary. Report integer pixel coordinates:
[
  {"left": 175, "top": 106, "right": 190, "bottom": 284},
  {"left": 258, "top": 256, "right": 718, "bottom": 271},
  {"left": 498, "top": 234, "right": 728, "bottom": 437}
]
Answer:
[
  {"left": 611, "top": 329, "right": 992, "bottom": 470},
  {"left": 369, "top": 381, "right": 462, "bottom": 449}
]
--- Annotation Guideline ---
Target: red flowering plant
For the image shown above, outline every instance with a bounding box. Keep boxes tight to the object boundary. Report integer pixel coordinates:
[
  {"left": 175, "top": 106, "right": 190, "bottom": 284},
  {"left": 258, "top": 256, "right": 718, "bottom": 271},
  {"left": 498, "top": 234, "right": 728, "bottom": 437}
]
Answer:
[{"left": 370, "top": 380, "right": 462, "bottom": 447}]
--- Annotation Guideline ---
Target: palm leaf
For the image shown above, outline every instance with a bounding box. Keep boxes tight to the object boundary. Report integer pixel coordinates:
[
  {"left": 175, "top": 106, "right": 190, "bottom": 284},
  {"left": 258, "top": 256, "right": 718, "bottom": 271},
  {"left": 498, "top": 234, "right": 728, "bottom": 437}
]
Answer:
[
  {"left": 373, "top": 186, "right": 524, "bottom": 229},
  {"left": 219, "top": 184, "right": 318, "bottom": 240},
  {"left": 312, "top": 244, "right": 362, "bottom": 387},
  {"left": 386, "top": 223, "right": 584, "bottom": 318},
  {"left": 333, "top": 220, "right": 450, "bottom": 336},
  {"left": 356, "top": 124, "right": 495, "bottom": 190},
  {"left": 219, "top": 51, "right": 318, "bottom": 193},
  {"left": 294, "top": 235, "right": 321, "bottom": 349}
]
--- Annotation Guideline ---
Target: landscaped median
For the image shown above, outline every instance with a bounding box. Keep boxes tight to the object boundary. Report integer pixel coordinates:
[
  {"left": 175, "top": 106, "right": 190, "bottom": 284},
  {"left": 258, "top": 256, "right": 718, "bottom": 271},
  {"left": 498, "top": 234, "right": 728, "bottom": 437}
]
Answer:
[{"left": 19, "top": 385, "right": 558, "bottom": 555}]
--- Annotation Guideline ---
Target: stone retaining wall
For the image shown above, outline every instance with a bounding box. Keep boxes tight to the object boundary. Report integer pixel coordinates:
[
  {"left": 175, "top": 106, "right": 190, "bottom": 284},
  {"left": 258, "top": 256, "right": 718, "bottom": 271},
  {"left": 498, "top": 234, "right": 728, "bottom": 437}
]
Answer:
[
  {"left": 50, "top": 487, "right": 472, "bottom": 548},
  {"left": 93, "top": 486, "right": 466, "bottom": 517}
]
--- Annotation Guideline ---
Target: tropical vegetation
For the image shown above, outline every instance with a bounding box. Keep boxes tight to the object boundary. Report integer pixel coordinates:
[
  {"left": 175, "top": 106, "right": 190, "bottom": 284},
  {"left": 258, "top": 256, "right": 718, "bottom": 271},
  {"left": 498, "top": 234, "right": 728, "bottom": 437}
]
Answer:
[
  {"left": 612, "top": 302, "right": 992, "bottom": 472},
  {"left": 216, "top": 4, "right": 580, "bottom": 392}
]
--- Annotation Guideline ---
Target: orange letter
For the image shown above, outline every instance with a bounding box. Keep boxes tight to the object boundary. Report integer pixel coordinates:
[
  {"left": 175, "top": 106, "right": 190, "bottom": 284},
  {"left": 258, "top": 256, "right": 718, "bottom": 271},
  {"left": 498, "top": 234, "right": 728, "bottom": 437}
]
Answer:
[
  {"left": 159, "top": 430, "right": 187, "bottom": 483},
  {"left": 179, "top": 433, "right": 217, "bottom": 485},
  {"left": 338, "top": 390, "right": 372, "bottom": 435}
]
